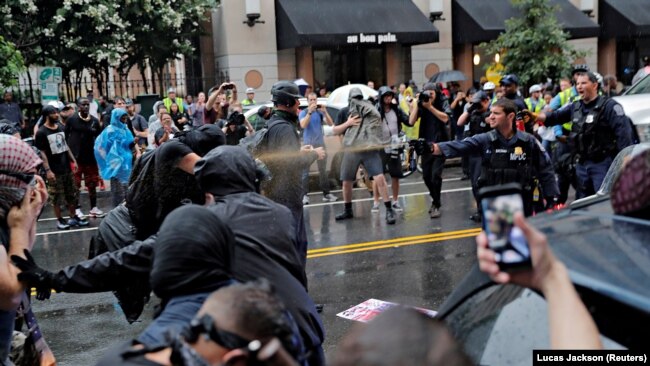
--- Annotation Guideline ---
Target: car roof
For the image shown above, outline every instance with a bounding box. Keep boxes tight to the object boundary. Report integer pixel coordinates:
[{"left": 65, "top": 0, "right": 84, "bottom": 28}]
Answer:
[{"left": 438, "top": 196, "right": 650, "bottom": 320}]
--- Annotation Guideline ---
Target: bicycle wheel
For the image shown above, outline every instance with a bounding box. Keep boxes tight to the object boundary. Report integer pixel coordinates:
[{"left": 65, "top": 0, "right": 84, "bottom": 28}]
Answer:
[{"left": 400, "top": 147, "right": 415, "bottom": 178}]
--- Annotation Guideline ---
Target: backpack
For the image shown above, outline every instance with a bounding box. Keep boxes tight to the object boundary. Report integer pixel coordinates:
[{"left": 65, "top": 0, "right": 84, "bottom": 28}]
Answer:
[{"left": 238, "top": 127, "right": 270, "bottom": 158}]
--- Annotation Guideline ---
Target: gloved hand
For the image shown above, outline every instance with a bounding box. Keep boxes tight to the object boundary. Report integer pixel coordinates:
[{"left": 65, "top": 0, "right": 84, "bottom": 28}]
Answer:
[
  {"left": 545, "top": 196, "right": 559, "bottom": 210},
  {"left": 11, "top": 249, "right": 56, "bottom": 300}
]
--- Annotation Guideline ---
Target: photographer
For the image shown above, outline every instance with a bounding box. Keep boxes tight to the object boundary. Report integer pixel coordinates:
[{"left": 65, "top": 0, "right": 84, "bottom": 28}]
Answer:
[
  {"left": 223, "top": 111, "right": 253, "bottom": 145},
  {"left": 205, "top": 82, "right": 238, "bottom": 126},
  {"left": 408, "top": 83, "right": 451, "bottom": 219}
]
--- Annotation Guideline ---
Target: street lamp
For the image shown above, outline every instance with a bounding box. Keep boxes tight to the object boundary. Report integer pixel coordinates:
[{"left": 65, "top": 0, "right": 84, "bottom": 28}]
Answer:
[
  {"left": 429, "top": 0, "right": 445, "bottom": 23},
  {"left": 580, "top": 0, "right": 594, "bottom": 17}
]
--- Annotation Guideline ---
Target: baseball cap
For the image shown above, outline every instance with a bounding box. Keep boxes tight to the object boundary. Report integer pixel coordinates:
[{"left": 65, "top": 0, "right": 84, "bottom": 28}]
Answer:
[
  {"left": 500, "top": 74, "right": 519, "bottom": 86},
  {"left": 246, "top": 87, "right": 255, "bottom": 94},
  {"left": 471, "top": 91, "right": 490, "bottom": 103},
  {"left": 483, "top": 82, "right": 496, "bottom": 91},
  {"left": 529, "top": 84, "right": 542, "bottom": 93},
  {"left": 125, "top": 98, "right": 134, "bottom": 106},
  {"left": 47, "top": 100, "right": 64, "bottom": 110}
]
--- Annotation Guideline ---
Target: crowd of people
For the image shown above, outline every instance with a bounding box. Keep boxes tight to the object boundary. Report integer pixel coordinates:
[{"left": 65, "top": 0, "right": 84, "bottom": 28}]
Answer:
[{"left": 0, "top": 60, "right": 644, "bottom": 364}]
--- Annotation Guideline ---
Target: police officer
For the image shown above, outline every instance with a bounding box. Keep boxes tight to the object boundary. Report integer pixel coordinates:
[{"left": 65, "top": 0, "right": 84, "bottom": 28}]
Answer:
[
  {"left": 457, "top": 91, "right": 492, "bottom": 221},
  {"left": 499, "top": 74, "right": 527, "bottom": 112},
  {"left": 432, "top": 99, "right": 559, "bottom": 217},
  {"left": 530, "top": 71, "right": 635, "bottom": 198}
]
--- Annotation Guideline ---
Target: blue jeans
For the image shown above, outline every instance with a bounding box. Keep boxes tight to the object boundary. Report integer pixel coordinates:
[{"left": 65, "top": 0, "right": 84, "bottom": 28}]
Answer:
[{"left": 301, "top": 143, "right": 330, "bottom": 196}]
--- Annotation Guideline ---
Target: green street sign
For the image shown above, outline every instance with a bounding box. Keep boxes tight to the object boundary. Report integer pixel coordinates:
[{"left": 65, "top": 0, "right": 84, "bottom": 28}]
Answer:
[{"left": 38, "top": 67, "right": 62, "bottom": 83}]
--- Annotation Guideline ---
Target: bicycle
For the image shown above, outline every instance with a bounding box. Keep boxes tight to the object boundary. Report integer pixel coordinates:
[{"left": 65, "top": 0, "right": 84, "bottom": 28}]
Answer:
[{"left": 394, "top": 135, "right": 425, "bottom": 178}]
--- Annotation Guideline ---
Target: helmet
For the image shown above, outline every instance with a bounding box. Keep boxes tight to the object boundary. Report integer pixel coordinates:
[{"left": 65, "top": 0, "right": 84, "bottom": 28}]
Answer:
[
  {"left": 483, "top": 82, "right": 496, "bottom": 91},
  {"left": 271, "top": 81, "right": 301, "bottom": 106},
  {"left": 572, "top": 64, "right": 590, "bottom": 75},
  {"left": 378, "top": 86, "right": 394, "bottom": 99}
]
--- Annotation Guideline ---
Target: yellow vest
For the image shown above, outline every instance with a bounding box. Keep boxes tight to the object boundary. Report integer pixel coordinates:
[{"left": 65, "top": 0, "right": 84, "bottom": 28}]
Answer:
[{"left": 524, "top": 98, "right": 545, "bottom": 113}]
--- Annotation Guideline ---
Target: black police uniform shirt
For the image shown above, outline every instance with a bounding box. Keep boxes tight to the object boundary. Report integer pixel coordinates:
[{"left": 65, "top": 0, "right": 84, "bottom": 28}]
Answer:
[
  {"left": 437, "top": 129, "right": 559, "bottom": 198},
  {"left": 543, "top": 96, "right": 634, "bottom": 159}
]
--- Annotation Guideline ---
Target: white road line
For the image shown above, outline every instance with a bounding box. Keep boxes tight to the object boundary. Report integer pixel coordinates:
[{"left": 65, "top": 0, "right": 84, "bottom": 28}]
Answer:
[{"left": 35, "top": 187, "right": 473, "bottom": 236}]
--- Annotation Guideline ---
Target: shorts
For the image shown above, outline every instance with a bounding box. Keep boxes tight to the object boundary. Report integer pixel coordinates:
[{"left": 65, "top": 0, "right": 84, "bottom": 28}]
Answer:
[
  {"left": 380, "top": 150, "right": 404, "bottom": 178},
  {"left": 74, "top": 163, "right": 100, "bottom": 189},
  {"left": 340, "top": 150, "right": 384, "bottom": 181},
  {"left": 48, "top": 172, "right": 79, "bottom": 207}
]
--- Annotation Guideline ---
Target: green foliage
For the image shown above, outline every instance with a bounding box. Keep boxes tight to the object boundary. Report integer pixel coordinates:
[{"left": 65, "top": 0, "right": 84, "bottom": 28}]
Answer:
[
  {"left": 0, "top": 36, "right": 25, "bottom": 87},
  {"left": 481, "top": 0, "right": 587, "bottom": 88}
]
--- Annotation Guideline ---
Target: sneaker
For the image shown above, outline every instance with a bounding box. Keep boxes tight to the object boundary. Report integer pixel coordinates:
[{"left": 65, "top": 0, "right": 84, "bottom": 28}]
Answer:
[
  {"left": 57, "top": 218, "right": 70, "bottom": 230},
  {"left": 302, "top": 195, "right": 310, "bottom": 205},
  {"left": 430, "top": 206, "right": 441, "bottom": 219},
  {"left": 386, "top": 208, "right": 396, "bottom": 225},
  {"left": 68, "top": 215, "right": 89, "bottom": 227},
  {"left": 391, "top": 202, "right": 403, "bottom": 212},
  {"left": 89, "top": 207, "right": 105, "bottom": 218},
  {"left": 335, "top": 210, "right": 354, "bottom": 220},
  {"left": 75, "top": 208, "right": 85, "bottom": 218},
  {"left": 323, "top": 193, "right": 338, "bottom": 202},
  {"left": 371, "top": 202, "right": 381, "bottom": 213}
]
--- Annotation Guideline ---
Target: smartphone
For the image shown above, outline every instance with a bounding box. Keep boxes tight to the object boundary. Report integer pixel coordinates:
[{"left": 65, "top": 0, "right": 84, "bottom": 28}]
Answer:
[{"left": 479, "top": 183, "right": 531, "bottom": 271}]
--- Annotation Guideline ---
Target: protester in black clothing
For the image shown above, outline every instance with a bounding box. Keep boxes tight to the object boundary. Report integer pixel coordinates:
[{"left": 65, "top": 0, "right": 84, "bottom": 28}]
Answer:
[
  {"left": 262, "top": 81, "right": 325, "bottom": 267},
  {"left": 170, "top": 102, "right": 190, "bottom": 131},
  {"left": 408, "top": 83, "right": 451, "bottom": 218},
  {"left": 65, "top": 97, "right": 103, "bottom": 217}
]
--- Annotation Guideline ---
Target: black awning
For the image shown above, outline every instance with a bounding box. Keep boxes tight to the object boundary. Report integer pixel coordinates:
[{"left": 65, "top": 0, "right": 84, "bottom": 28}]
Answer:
[
  {"left": 275, "top": 0, "right": 439, "bottom": 50},
  {"left": 600, "top": 0, "right": 650, "bottom": 38},
  {"left": 452, "top": 0, "right": 599, "bottom": 44}
]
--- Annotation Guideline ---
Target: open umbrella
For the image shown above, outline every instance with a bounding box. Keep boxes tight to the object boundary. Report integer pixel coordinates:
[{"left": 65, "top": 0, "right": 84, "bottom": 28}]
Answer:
[
  {"left": 326, "top": 84, "right": 379, "bottom": 108},
  {"left": 428, "top": 70, "right": 467, "bottom": 83}
]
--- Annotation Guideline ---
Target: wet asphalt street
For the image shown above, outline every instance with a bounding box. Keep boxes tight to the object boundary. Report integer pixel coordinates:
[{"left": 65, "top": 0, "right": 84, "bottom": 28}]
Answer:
[{"left": 29, "top": 166, "right": 481, "bottom": 365}]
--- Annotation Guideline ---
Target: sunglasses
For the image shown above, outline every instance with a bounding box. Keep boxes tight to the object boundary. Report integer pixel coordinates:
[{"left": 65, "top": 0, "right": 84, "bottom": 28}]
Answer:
[{"left": 0, "top": 169, "right": 36, "bottom": 187}]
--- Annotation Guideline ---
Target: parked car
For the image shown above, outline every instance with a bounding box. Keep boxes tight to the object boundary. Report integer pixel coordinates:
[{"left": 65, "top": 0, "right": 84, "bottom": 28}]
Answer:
[
  {"left": 613, "top": 74, "right": 650, "bottom": 142},
  {"left": 436, "top": 144, "right": 650, "bottom": 363}
]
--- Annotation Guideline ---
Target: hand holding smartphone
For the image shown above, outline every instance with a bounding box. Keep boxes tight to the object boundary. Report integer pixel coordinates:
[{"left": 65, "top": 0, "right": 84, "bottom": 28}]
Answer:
[{"left": 479, "top": 183, "right": 531, "bottom": 271}]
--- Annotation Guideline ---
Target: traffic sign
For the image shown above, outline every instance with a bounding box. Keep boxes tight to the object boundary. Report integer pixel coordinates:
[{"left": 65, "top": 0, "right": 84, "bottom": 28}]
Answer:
[
  {"left": 41, "top": 82, "right": 59, "bottom": 105},
  {"left": 38, "top": 67, "right": 62, "bottom": 83}
]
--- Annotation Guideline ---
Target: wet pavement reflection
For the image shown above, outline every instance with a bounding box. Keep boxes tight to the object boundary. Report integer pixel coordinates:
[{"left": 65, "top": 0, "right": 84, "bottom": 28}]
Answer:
[{"left": 29, "top": 166, "right": 480, "bottom": 365}]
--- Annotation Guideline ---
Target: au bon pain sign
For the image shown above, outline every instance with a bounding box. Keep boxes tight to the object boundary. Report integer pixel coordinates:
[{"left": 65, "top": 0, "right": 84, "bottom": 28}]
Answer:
[{"left": 346, "top": 32, "right": 397, "bottom": 45}]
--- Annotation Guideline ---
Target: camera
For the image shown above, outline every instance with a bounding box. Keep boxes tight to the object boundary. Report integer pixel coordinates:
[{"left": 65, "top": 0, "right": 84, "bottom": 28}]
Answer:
[
  {"left": 227, "top": 111, "right": 245, "bottom": 126},
  {"left": 419, "top": 91, "right": 431, "bottom": 104},
  {"left": 223, "top": 83, "right": 234, "bottom": 90},
  {"left": 467, "top": 102, "right": 480, "bottom": 114}
]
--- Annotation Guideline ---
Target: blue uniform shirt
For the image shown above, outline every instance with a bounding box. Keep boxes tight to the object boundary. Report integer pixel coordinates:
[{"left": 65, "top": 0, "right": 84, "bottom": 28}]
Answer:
[{"left": 299, "top": 109, "right": 325, "bottom": 146}]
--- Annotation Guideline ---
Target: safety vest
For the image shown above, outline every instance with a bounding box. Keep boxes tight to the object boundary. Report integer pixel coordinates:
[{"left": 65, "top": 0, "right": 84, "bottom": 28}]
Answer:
[
  {"left": 570, "top": 96, "right": 618, "bottom": 162},
  {"left": 524, "top": 98, "right": 545, "bottom": 113},
  {"left": 241, "top": 99, "right": 256, "bottom": 106},
  {"left": 558, "top": 87, "right": 580, "bottom": 107},
  {"left": 163, "top": 97, "right": 185, "bottom": 113}
]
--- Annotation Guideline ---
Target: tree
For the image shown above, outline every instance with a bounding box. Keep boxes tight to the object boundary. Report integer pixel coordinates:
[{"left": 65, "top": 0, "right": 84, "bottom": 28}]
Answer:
[
  {"left": 0, "top": 36, "right": 25, "bottom": 87},
  {"left": 481, "top": 0, "right": 587, "bottom": 89}
]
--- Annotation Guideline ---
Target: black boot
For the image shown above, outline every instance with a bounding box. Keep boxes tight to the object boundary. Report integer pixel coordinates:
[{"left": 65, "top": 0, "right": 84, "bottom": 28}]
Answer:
[{"left": 335, "top": 209, "right": 353, "bottom": 220}]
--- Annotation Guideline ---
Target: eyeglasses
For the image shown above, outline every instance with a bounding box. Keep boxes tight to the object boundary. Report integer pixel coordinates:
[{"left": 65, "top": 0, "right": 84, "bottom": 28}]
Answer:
[{"left": 0, "top": 169, "right": 36, "bottom": 186}]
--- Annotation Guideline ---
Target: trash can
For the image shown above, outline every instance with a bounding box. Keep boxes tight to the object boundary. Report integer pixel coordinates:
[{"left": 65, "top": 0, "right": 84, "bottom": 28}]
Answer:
[{"left": 136, "top": 94, "right": 160, "bottom": 121}]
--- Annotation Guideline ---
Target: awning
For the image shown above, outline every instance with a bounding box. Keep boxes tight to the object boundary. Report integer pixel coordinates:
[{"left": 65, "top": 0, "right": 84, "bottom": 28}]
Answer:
[
  {"left": 452, "top": 0, "right": 599, "bottom": 44},
  {"left": 275, "top": 0, "right": 439, "bottom": 50},
  {"left": 600, "top": 0, "right": 650, "bottom": 38}
]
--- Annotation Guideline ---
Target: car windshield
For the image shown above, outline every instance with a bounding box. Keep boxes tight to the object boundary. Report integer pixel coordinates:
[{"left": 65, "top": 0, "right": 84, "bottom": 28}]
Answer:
[
  {"left": 598, "top": 143, "right": 650, "bottom": 195},
  {"left": 625, "top": 74, "right": 650, "bottom": 95}
]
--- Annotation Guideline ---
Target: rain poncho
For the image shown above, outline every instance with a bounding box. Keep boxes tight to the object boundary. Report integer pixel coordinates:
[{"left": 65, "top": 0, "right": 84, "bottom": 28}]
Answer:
[{"left": 94, "top": 108, "right": 134, "bottom": 183}]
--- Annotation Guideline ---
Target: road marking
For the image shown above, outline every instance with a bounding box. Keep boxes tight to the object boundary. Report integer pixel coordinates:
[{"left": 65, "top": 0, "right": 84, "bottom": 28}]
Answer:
[
  {"left": 307, "top": 228, "right": 481, "bottom": 254},
  {"left": 307, "top": 231, "right": 479, "bottom": 259},
  {"left": 34, "top": 187, "right": 473, "bottom": 236}
]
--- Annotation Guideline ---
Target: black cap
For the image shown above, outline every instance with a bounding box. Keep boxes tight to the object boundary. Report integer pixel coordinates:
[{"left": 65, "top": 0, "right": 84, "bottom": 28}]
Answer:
[
  {"left": 271, "top": 80, "right": 302, "bottom": 105},
  {"left": 41, "top": 105, "right": 58, "bottom": 117},
  {"left": 471, "top": 91, "right": 490, "bottom": 103},
  {"left": 500, "top": 74, "right": 519, "bottom": 86},
  {"left": 572, "top": 64, "right": 590, "bottom": 75}
]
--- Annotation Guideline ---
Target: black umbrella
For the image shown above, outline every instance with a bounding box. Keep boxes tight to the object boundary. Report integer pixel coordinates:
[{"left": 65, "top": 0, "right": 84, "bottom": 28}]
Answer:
[{"left": 429, "top": 70, "right": 467, "bottom": 83}]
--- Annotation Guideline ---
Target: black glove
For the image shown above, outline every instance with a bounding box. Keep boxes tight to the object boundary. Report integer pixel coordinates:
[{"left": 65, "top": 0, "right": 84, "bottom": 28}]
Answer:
[{"left": 11, "top": 249, "right": 56, "bottom": 300}]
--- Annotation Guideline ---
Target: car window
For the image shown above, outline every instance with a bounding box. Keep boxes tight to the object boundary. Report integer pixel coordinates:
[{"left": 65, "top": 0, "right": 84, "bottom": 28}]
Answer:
[
  {"left": 626, "top": 75, "right": 650, "bottom": 95},
  {"left": 445, "top": 285, "right": 624, "bottom": 365}
]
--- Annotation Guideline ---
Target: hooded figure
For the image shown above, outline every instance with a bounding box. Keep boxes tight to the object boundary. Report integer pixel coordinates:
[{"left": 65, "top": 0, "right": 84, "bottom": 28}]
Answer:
[
  {"left": 194, "top": 145, "right": 325, "bottom": 365},
  {"left": 94, "top": 108, "right": 134, "bottom": 183}
]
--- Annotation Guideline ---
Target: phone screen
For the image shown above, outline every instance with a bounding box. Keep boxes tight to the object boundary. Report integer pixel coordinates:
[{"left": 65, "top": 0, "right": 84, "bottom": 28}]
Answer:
[{"left": 481, "top": 192, "right": 531, "bottom": 269}]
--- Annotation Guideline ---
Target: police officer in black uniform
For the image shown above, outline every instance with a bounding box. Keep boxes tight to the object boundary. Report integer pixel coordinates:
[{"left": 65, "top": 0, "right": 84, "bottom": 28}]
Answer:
[
  {"left": 457, "top": 91, "right": 492, "bottom": 221},
  {"left": 530, "top": 71, "right": 635, "bottom": 198},
  {"left": 432, "top": 99, "right": 559, "bottom": 217}
]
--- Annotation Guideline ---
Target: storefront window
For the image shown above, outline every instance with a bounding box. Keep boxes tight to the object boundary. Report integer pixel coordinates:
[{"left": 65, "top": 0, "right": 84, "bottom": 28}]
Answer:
[
  {"left": 314, "top": 47, "right": 386, "bottom": 89},
  {"left": 472, "top": 45, "right": 502, "bottom": 86}
]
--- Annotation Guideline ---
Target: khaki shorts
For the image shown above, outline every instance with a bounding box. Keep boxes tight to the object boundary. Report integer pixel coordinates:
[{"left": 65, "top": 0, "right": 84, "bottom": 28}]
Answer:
[{"left": 48, "top": 172, "right": 79, "bottom": 207}]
